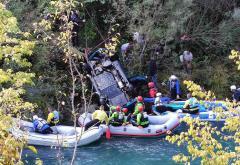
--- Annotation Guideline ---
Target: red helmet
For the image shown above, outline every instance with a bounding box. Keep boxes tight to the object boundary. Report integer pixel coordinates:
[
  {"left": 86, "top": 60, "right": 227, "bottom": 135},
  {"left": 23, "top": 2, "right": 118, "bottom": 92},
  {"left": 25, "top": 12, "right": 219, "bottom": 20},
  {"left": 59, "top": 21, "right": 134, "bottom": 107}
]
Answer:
[
  {"left": 122, "top": 108, "right": 128, "bottom": 113},
  {"left": 148, "top": 82, "right": 155, "bottom": 88},
  {"left": 138, "top": 106, "right": 144, "bottom": 112},
  {"left": 137, "top": 96, "right": 143, "bottom": 102},
  {"left": 116, "top": 105, "right": 121, "bottom": 111}
]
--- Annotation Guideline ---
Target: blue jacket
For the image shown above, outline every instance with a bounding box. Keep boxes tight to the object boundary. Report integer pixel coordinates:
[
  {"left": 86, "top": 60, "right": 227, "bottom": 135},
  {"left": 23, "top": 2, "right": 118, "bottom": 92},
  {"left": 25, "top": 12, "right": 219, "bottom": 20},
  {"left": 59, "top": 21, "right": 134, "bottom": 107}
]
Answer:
[
  {"left": 33, "top": 118, "right": 50, "bottom": 133},
  {"left": 233, "top": 89, "right": 240, "bottom": 101},
  {"left": 169, "top": 79, "right": 181, "bottom": 95}
]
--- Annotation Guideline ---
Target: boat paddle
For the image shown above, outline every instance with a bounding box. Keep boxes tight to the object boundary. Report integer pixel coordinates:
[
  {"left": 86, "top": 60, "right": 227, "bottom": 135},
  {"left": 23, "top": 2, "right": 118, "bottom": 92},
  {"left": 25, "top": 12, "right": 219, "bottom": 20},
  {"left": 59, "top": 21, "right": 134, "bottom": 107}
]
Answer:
[
  {"left": 106, "top": 103, "right": 111, "bottom": 139},
  {"left": 106, "top": 126, "right": 111, "bottom": 139}
]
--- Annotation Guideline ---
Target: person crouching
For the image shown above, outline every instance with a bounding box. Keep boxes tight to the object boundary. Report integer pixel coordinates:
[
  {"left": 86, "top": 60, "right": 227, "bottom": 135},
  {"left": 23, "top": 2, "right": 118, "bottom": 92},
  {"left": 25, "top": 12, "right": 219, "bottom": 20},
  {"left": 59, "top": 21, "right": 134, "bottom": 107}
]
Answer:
[
  {"left": 33, "top": 115, "right": 53, "bottom": 134},
  {"left": 84, "top": 105, "right": 109, "bottom": 131},
  {"left": 47, "top": 107, "right": 59, "bottom": 126}
]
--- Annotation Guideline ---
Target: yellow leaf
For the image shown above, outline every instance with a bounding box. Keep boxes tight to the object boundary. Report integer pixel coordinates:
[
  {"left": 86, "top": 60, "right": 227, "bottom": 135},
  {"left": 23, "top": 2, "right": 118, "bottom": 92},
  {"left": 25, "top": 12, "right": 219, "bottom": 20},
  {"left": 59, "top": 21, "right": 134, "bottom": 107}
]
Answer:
[{"left": 27, "top": 145, "right": 38, "bottom": 154}]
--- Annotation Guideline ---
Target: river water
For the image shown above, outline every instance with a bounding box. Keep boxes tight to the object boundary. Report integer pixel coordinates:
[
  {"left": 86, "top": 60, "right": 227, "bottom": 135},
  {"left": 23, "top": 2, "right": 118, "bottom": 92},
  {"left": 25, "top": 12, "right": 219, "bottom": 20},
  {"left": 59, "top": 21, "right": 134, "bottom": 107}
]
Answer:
[
  {"left": 22, "top": 123, "right": 227, "bottom": 165},
  {"left": 23, "top": 137, "right": 189, "bottom": 165}
]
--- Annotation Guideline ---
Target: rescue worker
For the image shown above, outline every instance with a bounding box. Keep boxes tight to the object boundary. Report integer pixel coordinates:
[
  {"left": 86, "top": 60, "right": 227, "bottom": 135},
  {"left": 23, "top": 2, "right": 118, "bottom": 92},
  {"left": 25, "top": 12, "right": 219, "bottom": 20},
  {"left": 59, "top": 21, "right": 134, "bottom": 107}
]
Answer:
[
  {"left": 180, "top": 50, "right": 193, "bottom": 74},
  {"left": 182, "top": 93, "right": 199, "bottom": 114},
  {"left": 70, "top": 10, "right": 81, "bottom": 46},
  {"left": 230, "top": 85, "right": 240, "bottom": 102},
  {"left": 154, "top": 92, "right": 175, "bottom": 113},
  {"left": 148, "top": 82, "right": 157, "bottom": 98},
  {"left": 154, "top": 92, "right": 162, "bottom": 106},
  {"left": 121, "top": 41, "right": 133, "bottom": 62},
  {"left": 131, "top": 106, "right": 149, "bottom": 128},
  {"left": 168, "top": 75, "right": 181, "bottom": 100},
  {"left": 33, "top": 115, "right": 53, "bottom": 134},
  {"left": 133, "top": 96, "right": 145, "bottom": 115},
  {"left": 109, "top": 105, "right": 121, "bottom": 116},
  {"left": 109, "top": 106, "right": 125, "bottom": 126},
  {"left": 121, "top": 108, "right": 131, "bottom": 124},
  {"left": 47, "top": 107, "right": 59, "bottom": 126},
  {"left": 84, "top": 105, "right": 109, "bottom": 131}
]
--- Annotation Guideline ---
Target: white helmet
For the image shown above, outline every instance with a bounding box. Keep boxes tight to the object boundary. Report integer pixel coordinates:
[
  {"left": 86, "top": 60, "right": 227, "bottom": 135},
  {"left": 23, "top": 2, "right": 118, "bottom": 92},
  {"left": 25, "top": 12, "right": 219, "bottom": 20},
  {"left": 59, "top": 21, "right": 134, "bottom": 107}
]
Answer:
[
  {"left": 183, "top": 51, "right": 188, "bottom": 55},
  {"left": 230, "top": 85, "right": 237, "bottom": 91},
  {"left": 187, "top": 93, "right": 192, "bottom": 99},
  {"left": 170, "top": 75, "right": 177, "bottom": 80},
  {"left": 33, "top": 115, "right": 38, "bottom": 120},
  {"left": 156, "top": 92, "right": 162, "bottom": 97}
]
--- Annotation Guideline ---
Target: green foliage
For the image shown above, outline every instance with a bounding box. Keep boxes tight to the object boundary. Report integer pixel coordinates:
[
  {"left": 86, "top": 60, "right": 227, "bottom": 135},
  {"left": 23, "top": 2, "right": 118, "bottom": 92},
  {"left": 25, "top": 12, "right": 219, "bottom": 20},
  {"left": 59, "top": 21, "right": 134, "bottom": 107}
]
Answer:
[{"left": 81, "top": 20, "right": 97, "bottom": 45}]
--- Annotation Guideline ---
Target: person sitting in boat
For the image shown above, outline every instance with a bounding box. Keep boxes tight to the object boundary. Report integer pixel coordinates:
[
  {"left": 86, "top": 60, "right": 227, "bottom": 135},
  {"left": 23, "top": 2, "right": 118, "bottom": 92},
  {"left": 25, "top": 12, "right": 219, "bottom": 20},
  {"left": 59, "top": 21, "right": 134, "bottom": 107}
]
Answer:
[
  {"left": 154, "top": 92, "right": 162, "bottom": 106},
  {"left": 121, "top": 108, "right": 131, "bottom": 125},
  {"left": 154, "top": 92, "right": 175, "bottom": 113},
  {"left": 230, "top": 85, "right": 240, "bottom": 102},
  {"left": 47, "top": 107, "right": 59, "bottom": 126},
  {"left": 33, "top": 115, "right": 53, "bottom": 134},
  {"left": 109, "top": 105, "right": 121, "bottom": 116},
  {"left": 133, "top": 96, "right": 145, "bottom": 115},
  {"left": 131, "top": 106, "right": 149, "bottom": 128},
  {"left": 109, "top": 106, "right": 125, "bottom": 126},
  {"left": 148, "top": 82, "right": 157, "bottom": 98},
  {"left": 84, "top": 105, "right": 109, "bottom": 131},
  {"left": 182, "top": 93, "right": 199, "bottom": 114}
]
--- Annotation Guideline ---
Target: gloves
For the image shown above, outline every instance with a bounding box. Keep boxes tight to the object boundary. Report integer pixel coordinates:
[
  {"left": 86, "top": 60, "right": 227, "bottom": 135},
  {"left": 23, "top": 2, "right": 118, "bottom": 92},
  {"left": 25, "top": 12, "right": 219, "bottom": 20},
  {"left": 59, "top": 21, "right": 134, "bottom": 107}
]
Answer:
[{"left": 161, "top": 82, "right": 166, "bottom": 86}]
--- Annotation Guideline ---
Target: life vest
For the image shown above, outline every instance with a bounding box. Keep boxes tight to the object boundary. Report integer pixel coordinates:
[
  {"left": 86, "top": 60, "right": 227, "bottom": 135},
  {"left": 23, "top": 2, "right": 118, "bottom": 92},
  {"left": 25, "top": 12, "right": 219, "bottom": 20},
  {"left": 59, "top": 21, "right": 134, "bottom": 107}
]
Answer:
[
  {"left": 53, "top": 111, "right": 59, "bottom": 123},
  {"left": 35, "top": 118, "right": 49, "bottom": 132},
  {"left": 110, "top": 112, "right": 124, "bottom": 125},
  {"left": 137, "top": 113, "right": 149, "bottom": 126},
  {"left": 49, "top": 111, "right": 59, "bottom": 124},
  {"left": 134, "top": 102, "right": 145, "bottom": 114}
]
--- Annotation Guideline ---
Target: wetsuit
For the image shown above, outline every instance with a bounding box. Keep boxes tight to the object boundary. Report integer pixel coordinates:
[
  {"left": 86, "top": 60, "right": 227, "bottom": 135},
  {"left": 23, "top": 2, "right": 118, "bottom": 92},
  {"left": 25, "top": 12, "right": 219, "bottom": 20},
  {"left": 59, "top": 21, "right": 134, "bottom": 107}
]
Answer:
[{"left": 131, "top": 113, "right": 149, "bottom": 128}]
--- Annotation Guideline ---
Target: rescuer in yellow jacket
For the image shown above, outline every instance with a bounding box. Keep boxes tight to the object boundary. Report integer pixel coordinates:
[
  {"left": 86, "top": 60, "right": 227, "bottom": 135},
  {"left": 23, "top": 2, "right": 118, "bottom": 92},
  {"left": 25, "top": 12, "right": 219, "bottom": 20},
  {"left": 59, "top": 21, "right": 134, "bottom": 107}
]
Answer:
[
  {"left": 47, "top": 107, "right": 59, "bottom": 126},
  {"left": 84, "top": 105, "right": 109, "bottom": 131}
]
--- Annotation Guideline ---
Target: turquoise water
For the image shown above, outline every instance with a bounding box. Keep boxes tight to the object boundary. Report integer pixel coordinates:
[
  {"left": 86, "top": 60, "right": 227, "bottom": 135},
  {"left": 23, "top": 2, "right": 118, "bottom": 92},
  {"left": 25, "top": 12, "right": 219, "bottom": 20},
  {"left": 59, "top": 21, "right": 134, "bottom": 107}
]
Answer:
[
  {"left": 22, "top": 123, "right": 227, "bottom": 165},
  {"left": 23, "top": 137, "right": 189, "bottom": 165}
]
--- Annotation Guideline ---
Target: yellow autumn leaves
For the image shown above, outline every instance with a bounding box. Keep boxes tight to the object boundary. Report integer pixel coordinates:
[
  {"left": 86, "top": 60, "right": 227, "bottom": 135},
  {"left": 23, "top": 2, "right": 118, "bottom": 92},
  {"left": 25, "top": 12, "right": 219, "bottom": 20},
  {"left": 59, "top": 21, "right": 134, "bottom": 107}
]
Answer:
[
  {"left": 183, "top": 80, "right": 216, "bottom": 100},
  {"left": 0, "top": 3, "right": 37, "bottom": 164},
  {"left": 229, "top": 50, "right": 240, "bottom": 70},
  {"left": 104, "top": 25, "right": 121, "bottom": 57},
  {"left": 167, "top": 80, "right": 240, "bottom": 164}
]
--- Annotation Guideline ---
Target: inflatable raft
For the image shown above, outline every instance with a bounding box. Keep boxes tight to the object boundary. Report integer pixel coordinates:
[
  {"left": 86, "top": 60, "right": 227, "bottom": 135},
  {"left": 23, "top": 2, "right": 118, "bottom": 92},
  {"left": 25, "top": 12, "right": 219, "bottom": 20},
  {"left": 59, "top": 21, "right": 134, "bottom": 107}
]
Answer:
[
  {"left": 78, "top": 113, "right": 180, "bottom": 137},
  {"left": 176, "top": 111, "right": 227, "bottom": 122},
  {"left": 152, "top": 102, "right": 229, "bottom": 122},
  {"left": 12, "top": 120, "right": 104, "bottom": 147}
]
